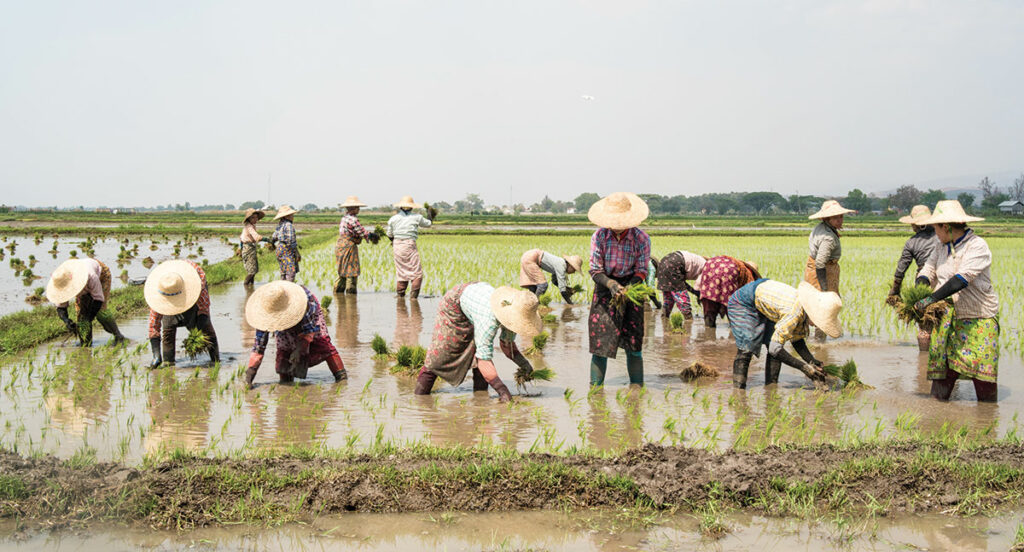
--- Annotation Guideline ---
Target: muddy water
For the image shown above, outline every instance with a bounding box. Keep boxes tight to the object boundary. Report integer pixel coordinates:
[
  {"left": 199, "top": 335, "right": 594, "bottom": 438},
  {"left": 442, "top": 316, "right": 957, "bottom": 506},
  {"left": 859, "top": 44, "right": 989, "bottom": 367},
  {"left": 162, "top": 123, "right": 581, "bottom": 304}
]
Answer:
[
  {"left": 1, "top": 510, "right": 1021, "bottom": 550},
  {"left": 0, "top": 235, "right": 233, "bottom": 316}
]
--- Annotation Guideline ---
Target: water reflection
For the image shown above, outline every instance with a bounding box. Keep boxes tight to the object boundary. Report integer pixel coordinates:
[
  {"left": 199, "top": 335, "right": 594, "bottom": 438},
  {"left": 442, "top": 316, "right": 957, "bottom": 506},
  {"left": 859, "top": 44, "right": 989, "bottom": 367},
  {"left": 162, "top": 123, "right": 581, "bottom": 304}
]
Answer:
[
  {"left": 144, "top": 370, "right": 214, "bottom": 455},
  {"left": 393, "top": 298, "right": 422, "bottom": 347}
]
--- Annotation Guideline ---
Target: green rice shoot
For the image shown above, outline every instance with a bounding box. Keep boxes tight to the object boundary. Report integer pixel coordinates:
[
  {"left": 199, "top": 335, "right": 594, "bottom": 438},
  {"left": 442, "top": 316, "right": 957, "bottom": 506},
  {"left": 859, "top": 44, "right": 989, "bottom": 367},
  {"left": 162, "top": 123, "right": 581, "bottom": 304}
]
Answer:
[
  {"left": 515, "top": 366, "right": 555, "bottom": 387},
  {"left": 320, "top": 295, "right": 332, "bottom": 311},
  {"left": 822, "top": 359, "right": 872, "bottom": 390},
  {"left": 370, "top": 333, "right": 390, "bottom": 358},
  {"left": 887, "top": 283, "right": 947, "bottom": 331},
  {"left": 611, "top": 282, "right": 659, "bottom": 311},
  {"left": 537, "top": 289, "right": 554, "bottom": 307},
  {"left": 669, "top": 311, "right": 684, "bottom": 331},
  {"left": 391, "top": 345, "right": 427, "bottom": 375},
  {"left": 542, "top": 313, "right": 557, "bottom": 324},
  {"left": 524, "top": 331, "right": 549, "bottom": 355},
  {"left": 183, "top": 328, "right": 211, "bottom": 360}
]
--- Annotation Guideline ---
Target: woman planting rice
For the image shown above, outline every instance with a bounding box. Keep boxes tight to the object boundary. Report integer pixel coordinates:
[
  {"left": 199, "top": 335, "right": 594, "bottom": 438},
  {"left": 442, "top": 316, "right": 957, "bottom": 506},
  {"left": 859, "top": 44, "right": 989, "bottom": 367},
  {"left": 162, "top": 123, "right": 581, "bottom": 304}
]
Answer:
[
  {"left": 386, "top": 195, "right": 433, "bottom": 298},
  {"left": 45, "top": 257, "right": 127, "bottom": 346},
  {"left": 697, "top": 256, "right": 760, "bottom": 328},
  {"left": 727, "top": 279, "right": 838, "bottom": 388},
  {"left": 239, "top": 208, "right": 266, "bottom": 286},
  {"left": 889, "top": 205, "right": 940, "bottom": 350},
  {"left": 586, "top": 192, "right": 651, "bottom": 387},
  {"left": 334, "top": 196, "right": 378, "bottom": 294},
  {"left": 414, "top": 283, "right": 540, "bottom": 401},
  {"left": 518, "top": 249, "right": 583, "bottom": 303},
  {"left": 803, "top": 200, "right": 854, "bottom": 294},
  {"left": 656, "top": 250, "right": 705, "bottom": 320},
  {"left": 270, "top": 205, "right": 301, "bottom": 281},
  {"left": 914, "top": 200, "right": 1000, "bottom": 402},
  {"left": 244, "top": 281, "right": 349, "bottom": 388},
  {"left": 144, "top": 260, "right": 219, "bottom": 367}
]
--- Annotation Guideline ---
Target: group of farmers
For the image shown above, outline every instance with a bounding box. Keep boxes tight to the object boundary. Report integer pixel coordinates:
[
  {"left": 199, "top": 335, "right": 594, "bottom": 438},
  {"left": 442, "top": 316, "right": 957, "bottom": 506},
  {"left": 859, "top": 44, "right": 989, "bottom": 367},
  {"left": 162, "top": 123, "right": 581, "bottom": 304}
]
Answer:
[{"left": 44, "top": 192, "right": 999, "bottom": 403}]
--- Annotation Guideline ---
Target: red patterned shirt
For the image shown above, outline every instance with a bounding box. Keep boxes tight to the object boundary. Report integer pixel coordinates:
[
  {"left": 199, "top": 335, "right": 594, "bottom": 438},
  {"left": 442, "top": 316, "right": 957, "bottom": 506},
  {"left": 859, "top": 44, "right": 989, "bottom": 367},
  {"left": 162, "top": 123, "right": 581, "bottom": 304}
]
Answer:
[
  {"left": 339, "top": 214, "right": 371, "bottom": 239},
  {"left": 147, "top": 260, "right": 211, "bottom": 338},
  {"left": 588, "top": 227, "right": 650, "bottom": 280}
]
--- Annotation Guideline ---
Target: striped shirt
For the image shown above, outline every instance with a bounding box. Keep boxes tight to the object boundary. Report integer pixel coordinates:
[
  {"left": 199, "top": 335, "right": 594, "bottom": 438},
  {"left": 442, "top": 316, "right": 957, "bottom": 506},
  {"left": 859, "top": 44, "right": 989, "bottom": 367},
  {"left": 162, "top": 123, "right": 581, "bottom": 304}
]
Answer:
[
  {"left": 588, "top": 228, "right": 651, "bottom": 280},
  {"left": 459, "top": 282, "right": 516, "bottom": 361},
  {"left": 147, "top": 261, "right": 211, "bottom": 338},
  {"left": 753, "top": 280, "right": 809, "bottom": 344},
  {"left": 894, "top": 227, "right": 938, "bottom": 280},
  {"left": 919, "top": 231, "right": 999, "bottom": 319},
  {"left": 386, "top": 211, "right": 431, "bottom": 240},
  {"left": 252, "top": 286, "right": 328, "bottom": 353},
  {"left": 809, "top": 222, "right": 841, "bottom": 268},
  {"left": 339, "top": 214, "right": 371, "bottom": 239}
]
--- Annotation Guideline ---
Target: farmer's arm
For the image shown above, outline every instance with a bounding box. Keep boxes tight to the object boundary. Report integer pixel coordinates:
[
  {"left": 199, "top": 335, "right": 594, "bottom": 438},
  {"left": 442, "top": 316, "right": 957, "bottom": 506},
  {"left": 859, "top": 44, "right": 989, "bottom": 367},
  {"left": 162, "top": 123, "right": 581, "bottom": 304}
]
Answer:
[
  {"left": 894, "top": 242, "right": 914, "bottom": 282},
  {"left": 633, "top": 232, "right": 651, "bottom": 280},
  {"left": 916, "top": 248, "right": 938, "bottom": 286},
  {"left": 418, "top": 214, "right": 432, "bottom": 228},
  {"left": 791, "top": 339, "right": 822, "bottom": 366},
  {"left": 499, "top": 330, "right": 532, "bottom": 372}
]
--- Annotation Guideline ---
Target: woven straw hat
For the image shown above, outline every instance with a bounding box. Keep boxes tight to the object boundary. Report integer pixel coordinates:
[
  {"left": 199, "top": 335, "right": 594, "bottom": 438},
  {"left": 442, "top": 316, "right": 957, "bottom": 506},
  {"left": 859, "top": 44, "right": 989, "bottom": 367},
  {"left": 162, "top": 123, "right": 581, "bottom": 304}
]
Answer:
[
  {"left": 797, "top": 281, "right": 843, "bottom": 338},
  {"left": 563, "top": 255, "right": 583, "bottom": 273},
  {"left": 898, "top": 205, "right": 932, "bottom": 225},
  {"left": 144, "top": 260, "right": 203, "bottom": 316},
  {"left": 274, "top": 205, "right": 299, "bottom": 220},
  {"left": 489, "top": 286, "right": 543, "bottom": 338},
  {"left": 340, "top": 196, "right": 367, "bottom": 208},
  {"left": 587, "top": 192, "right": 649, "bottom": 231},
  {"left": 245, "top": 280, "right": 309, "bottom": 331},
  {"left": 243, "top": 208, "right": 265, "bottom": 223},
  {"left": 809, "top": 200, "right": 855, "bottom": 220},
  {"left": 46, "top": 259, "right": 90, "bottom": 305},
  {"left": 393, "top": 195, "right": 422, "bottom": 209},
  {"left": 919, "top": 199, "right": 984, "bottom": 225}
]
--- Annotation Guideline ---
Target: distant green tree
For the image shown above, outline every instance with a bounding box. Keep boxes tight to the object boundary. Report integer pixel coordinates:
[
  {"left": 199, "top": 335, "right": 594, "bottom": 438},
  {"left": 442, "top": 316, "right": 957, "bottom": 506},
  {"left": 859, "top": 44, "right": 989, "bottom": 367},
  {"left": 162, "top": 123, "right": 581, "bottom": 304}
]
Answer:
[
  {"left": 465, "top": 193, "right": 485, "bottom": 211},
  {"left": 742, "top": 192, "right": 785, "bottom": 214},
  {"left": 957, "top": 192, "right": 975, "bottom": 209},
  {"left": 573, "top": 193, "right": 601, "bottom": 213},
  {"left": 920, "top": 189, "right": 946, "bottom": 206},
  {"left": 888, "top": 185, "right": 922, "bottom": 212},
  {"left": 239, "top": 200, "right": 265, "bottom": 210},
  {"left": 301, "top": 203, "right": 318, "bottom": 211},
  {"left": 843, "top": 188, "right": 872, "bottom": 213}
]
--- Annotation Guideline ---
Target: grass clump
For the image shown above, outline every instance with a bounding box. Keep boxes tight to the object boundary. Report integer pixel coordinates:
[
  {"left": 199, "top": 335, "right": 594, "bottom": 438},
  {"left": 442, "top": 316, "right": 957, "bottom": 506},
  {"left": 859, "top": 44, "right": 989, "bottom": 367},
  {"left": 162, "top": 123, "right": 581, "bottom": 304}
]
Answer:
[
  {"left": 182, "top": 328, "right": 211, "bottom": 360},
  {"left": 542, "top": 313, "right": 557, "bottom": 324},
  {"left": 371, "top": 333, "right": 390, "bottom": 358},
  {"left": 523, "top": 332, "right": 549, "bottom": 355},
  {"left": 320, "top": 295, "right": 332, "bottom": 311}
]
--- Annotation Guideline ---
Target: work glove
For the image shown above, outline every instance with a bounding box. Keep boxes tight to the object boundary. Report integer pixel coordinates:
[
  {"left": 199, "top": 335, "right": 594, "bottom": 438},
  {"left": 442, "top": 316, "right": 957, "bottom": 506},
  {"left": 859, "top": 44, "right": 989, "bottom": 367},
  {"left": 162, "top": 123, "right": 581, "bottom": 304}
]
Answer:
[
  {"left": 148, "top": 337, "right": 162, "bottom": 369},
  {"left": 913, "top": 296, "right": 935, "bottom": 315},
  {"left": 56, "top": 307, "right": 78, "bottom": 336},
  {"left": 888, "top": 278, "right": 903, "bottom": 297},
  {"left": 560, "top": 290, "right": 574, "bottom": 305},
  {"left": 815, "top": 267, "right": 829, "bottom": 292},
  {"left": 606, "top": 280, "right": 623, "bottom": 296}
]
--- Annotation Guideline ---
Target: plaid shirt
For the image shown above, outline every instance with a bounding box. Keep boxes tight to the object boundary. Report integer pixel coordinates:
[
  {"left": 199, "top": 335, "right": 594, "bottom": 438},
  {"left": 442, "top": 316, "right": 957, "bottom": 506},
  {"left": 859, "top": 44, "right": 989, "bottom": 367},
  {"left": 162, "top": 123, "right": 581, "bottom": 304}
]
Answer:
[
  {"left": 147, "top": 261, "right": 211, "bottom": 338},
  {"left": 459, "top": 282, "right": 515, "bottom": 361},
  {"left": 588, "top": 228, "right": 650, "bottom": 279},
  {"left": 339, "top": 214, "right": 371, "bottom": 239},
  {"left": 272, "top": 220, "right": 298, "bottom": 257},
  {"left": 753, "top": 280, "right": 809, "bottom": 344},
  {"left": 253, "top": 286, "right": 328, "bottom": 354}
]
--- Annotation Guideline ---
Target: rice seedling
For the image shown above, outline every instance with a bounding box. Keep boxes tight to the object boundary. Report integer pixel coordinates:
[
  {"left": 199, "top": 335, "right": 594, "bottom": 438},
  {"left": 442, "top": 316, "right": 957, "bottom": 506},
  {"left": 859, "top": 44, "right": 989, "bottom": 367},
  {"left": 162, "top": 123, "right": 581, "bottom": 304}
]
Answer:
[
  {"left": 423, "top": 202, "right": 439, "bottom": 221},
  {"left": 523, "top": 332, "right": 549, "bottom": 355},
  {"left": 537, "top": 289, "right": 554, "bottom": 307},
  {"left": 680, "top": 361, "right": 719, "bottom": 381},
  {"left": 610, "top": 282, "right": 658, "bottom": 312},
  {"left": 320, "top": 295, "right": 332, "bottom": 311},
  {"left": 182, "top": 328, "right": 211, "bottom": 360},
  {"left": 514, "top": 366, "right": 554, "bottom": 388},
  {"left": 822, "top": 359, "right": 872, "bottom": 390},
  {"left": 370, "top": 333, "right": 390, "bottom": 358},
  {"left": 391, "top": 345, "right": 426, "bottom": 375},
  {"left": 886, "top": 283, "right": 947, "bottom": 332},
  {"left": 669, "top": 311, "right": 684, "bottom": 332},
  {"left": 542, "top": 313, "right": 557, "bottom": 324}
]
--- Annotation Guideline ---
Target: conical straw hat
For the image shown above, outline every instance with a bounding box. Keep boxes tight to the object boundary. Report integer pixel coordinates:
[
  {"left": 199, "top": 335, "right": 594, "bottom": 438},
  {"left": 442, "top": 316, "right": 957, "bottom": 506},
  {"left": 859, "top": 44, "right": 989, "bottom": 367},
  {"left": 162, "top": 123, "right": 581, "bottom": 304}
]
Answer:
[
  {"left": 144, "top": 260, "right": 203, "bottom": 316},
  {"left": 243, "top": 208, "right": 265, "bottom": 223},
  {"left": 563, "top": 255, "right": 583, "bottom": 273},
  {"left": 919, "top": 199, "right": 984, "bottom": 225},
  {"left": 340, "top": 196, "right": 367, "bottom": 208},
  {"left": 898, "top": 205, "right": 932, "bottom": 225},
  {"left": 245, "top": 280, "right": 310, "bottom": 331},
  {"left": 809, "top": 200, "right": 855, "bottom": 220},
  {"left": 797, "top": 281, "right": 843, "bottom": 338},
  {"left": 46, "top": 259, "right": 90, "bottom": 305},
  {"left": 587, "top": 192, "right": 649, "bottom": 231},
  {"left": 393, "top": 195, "right": 422, "bottom": 209},
  {"left": 489, "top": 286, "right": 543, "bottom": 338},
  {"left": 274, "top": 205, "right": 299, "bottom": 220}
]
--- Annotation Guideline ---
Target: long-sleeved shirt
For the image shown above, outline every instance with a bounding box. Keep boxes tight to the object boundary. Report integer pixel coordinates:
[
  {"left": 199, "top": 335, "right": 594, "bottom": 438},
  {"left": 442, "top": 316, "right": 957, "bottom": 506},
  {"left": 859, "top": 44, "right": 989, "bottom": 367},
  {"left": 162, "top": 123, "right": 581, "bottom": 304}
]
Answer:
[
  {"left": 656, "top": 250, "right": 706, "bottom": 291},
  {"left": 894, "top": 227, "right": 938, "bottom": 281},
  {"left": 753, "top": 280, "right": 809, "bottom": 344},
  {"left": 147, "top": 261, "right": 211, "bottom": 338},
  {"left": 459, "top": 282, "right": 516, "bottom": 361},
  {"left": 252, "top": 286, "right": 329, "bottom": 353},
  {"left": 57, "top": 258, "right": 106, "bottom": 308},
  {"left": 538, "top": 251, "right": 570, "bottom": 293},
  {"left": 240, "top": 222, "right": 261, "bottom": 244},
  {"left": 808, "top": 222, "right": 841, "bottom": 268},
  {"left": 588, "top": 227, "right": 651, "bottom": 280},
  {"left": 919, "top": 230, "right": 999, "bottom": 319},
  {"left": 386, "top": 211, "right": 431, "bottom": 240},
  {"left": 271, "top": 220, "right": 298, "bottom": 257},
  {"left": 339, "top": 214, "right": 371, "bottom": 239}
]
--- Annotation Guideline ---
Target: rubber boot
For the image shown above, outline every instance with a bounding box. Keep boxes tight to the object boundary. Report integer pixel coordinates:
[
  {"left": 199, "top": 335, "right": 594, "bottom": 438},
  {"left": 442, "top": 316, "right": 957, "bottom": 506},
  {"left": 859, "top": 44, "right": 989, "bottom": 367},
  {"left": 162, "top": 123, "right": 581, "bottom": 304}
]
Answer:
[
  {"left": 414, "top": 368, "right": 437, "bottom": 395},
  {"left": 345, "top": 277, "right": 358, "bottom": 294},
  {"left": 589, "top": 355, "right": 608, "bottom": 386},
  {"left": 244, "top": 274, "right": 255, "bottom": 286},
  {"left": 279, "top": 374, "right": 295, "bottom": 384},
  {"left": 161, "top": 325, "right": 177, "bottom": 365},
  {"left": 333, "top": 276, "right": 345, "bottom": 294},
  {"left": 327, "top": 352, "right": 348, "bottom": 382},
  {"left": 396, "top": 280, "right": 408, "bottom": 297},
  {"left": 244, "top": 366, "right": 258, "bottom": 389},
  {"left": 917, "top": 328, "right": 931, "bottom": 352},
  {"left": 197, "top": 318, "right": 219, "bottom": 364},
  {"left": 765, "top": 355, "right": 783, "bottom": 385},
  {"left": 626, "top": 352, "right": 644, "bottom": 386},
  {"left": 472, "top": 367, "right": 488, "bottom": 392},
  {"left": 409, "top": 277, "right": 422, "bottom": 299},
  {"left": 97, "top": 312, "right": 127, "bottom": 345},
  {"left": 733, "top": 351, "right": 753, "bottom": 389}
]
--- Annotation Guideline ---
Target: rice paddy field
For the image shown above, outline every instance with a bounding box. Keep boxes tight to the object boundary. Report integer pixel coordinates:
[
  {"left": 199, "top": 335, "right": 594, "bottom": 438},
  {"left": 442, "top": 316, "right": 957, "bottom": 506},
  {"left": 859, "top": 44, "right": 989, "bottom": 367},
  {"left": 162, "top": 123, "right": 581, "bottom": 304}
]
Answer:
[{"left": 1, "top": 225, "right": 1023, "bottom": 551}]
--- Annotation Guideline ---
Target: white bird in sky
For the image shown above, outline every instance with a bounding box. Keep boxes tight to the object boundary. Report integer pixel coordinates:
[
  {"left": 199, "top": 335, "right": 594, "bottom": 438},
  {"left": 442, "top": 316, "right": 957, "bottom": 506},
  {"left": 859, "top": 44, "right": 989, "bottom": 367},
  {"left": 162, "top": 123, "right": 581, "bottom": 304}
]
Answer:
[{"left": 581, "top": 95, "right": 595, "bottom": 101}]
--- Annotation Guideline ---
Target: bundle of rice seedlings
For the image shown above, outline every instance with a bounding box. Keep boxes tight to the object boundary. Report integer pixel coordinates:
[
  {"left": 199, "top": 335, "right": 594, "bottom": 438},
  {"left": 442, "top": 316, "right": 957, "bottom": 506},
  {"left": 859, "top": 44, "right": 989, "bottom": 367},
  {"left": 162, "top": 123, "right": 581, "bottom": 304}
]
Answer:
[
  {"left": 515, "top": 366, "right": 555, "bottom": 387},
  {"left": 141, "top": 256, "right": 155, "bottom": 268},
  {"left": 391, "top": 345, "right": 427, "bottom": 375},
  {"left": 183, "top": 328, "right": 211, "bottom": 360},
  {"left": 887, "top": 283, "right": 947, "bottom": 332},
  {"left": 542, "top": 313, "right": 557, "bottom": 324},
  {"left": 610, "top": 282, "right": 658, "bottom": 312},
  {"left": 370, "top": 333, "right": 390, "bottom": 358},
  {"left": 423, "top": 202, "right": 439, "bottom": 221},
  {"left": 523, "top": 331, "right": 549, "bottom": 355},
  {"left": 569, "top": 283, "right": 586, "bottom": 298},
  {"left": 537, "top": 289, "right": 554, "bottom": 307},
  {"left": 320, "top": 295, "right": 332, "bottom": 311},
  {"left": 669, "top": 312, "right": 685, "bottom": 332},
  {"left": 679, "top": 361, "right": 719, "bottom": 381},
  {"left": 822, "top": 359, "right": 873, "bottom": 390}
]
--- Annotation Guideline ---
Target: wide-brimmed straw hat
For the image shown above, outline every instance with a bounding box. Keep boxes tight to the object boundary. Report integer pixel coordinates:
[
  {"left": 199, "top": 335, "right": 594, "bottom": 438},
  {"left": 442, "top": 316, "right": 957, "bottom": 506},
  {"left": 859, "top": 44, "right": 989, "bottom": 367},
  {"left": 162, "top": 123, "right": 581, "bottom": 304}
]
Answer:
[
  {"left": 587, "top": 192, "right": 649, "bottom": 231},
  {"left": 797, "top": 281, "right": 843, "bottom": 338},
  {"left": 340, "top": 196, "right": 367, "bottom": 208},
  {"left": 898, "top": 205, "right": 932, "bottom": 225},
  {"left": 243, "top": 208, "right": 265, "bottom": 223},
  {"left": 144, "top": 260, "right": 204, "bottom": 316},
  {"left": 919, "top": 199, "right": 984, "bottom": 225},
  {"left": 393, "top": 195, "right": 422, "bottom": 209},
  {"left": 489, "top": 286, "right": 543, "bottom": 338},
  {"left": 46, "top": 259, "right": 90, "bottom": 305},
  {"left": 273, "top": 205, "right": 299, "bottom": 220},
  {"left": 809, "top": 200, "right": 855, "bottom": 220},
  {"left": 563, "top": 255, "right": 583, "bottom": 273},
  {"left": 245, "top": 280, "right": 309, "bottom": 331}
]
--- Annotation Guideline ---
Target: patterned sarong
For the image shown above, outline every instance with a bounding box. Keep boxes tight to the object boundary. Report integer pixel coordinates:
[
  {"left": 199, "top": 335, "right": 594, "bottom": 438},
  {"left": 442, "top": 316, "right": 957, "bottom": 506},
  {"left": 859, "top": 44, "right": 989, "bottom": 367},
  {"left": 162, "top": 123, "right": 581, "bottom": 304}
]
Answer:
[
  {"left": 727, "top": 279, "right": 770, "bottom": 355},
  {"left": 588, "top": 275, "right": 644, "bottom": 358},
  {"left": 928, "top": 307, "right": 999, "bottom": 383},
  {"left": 423, "top": 283, "right": 477, "bottom": 386},
  {"left": 519, "top": 249, "right": 546, "bottom": 287},
  {"left": 277, "top": 250, "right": 298, "bottom": 281},
  {"left": 241, "top": 243, "right": 259, "bottom": 276},
  {"left": 335, "top": 233, "right": 361, "bottom": 278},
  {"left": 802, "top": 257, "right": 840, "bottom": 294},
  {"left": 699, "top": 256, "right": 755, "bottom": 306},
  {"left": 392, "top": 238, "right": 423, "bottom": 282}
]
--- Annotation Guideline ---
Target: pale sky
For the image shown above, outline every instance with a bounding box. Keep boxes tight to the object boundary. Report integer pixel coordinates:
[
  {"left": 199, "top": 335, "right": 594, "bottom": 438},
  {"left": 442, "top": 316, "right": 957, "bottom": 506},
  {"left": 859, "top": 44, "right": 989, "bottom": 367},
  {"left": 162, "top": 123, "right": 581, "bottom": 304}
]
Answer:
[{"left": 1, "top": 0, "right": 1022, "bottom": 208}]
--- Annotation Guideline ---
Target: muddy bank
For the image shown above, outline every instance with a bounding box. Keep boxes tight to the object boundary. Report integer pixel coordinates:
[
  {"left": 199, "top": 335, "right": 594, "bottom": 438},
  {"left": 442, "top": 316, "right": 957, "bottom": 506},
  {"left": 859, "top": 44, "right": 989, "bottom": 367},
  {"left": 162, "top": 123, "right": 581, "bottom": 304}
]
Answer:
[{"left": 1, "top": 442, "right": 1022, "bottom": 529}]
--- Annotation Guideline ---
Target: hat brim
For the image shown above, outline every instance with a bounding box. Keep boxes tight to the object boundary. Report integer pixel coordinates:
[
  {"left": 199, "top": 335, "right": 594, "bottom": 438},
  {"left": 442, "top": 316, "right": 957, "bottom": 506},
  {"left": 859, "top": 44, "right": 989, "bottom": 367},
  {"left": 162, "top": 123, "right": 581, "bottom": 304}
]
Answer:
[
  {"left": 144, "top": 260, "right": 204, "bottom": 316},
  {"left": 46, "top": 259, "right": 90, "bottom": 305},
  {"left": 809, "top": 207, "right": 856, "bottom": 220},
  {"left": 797, "top": 281, "right": 843, "bottom": 338},
  {"left": 394, "top": 202, "right": 422, "bottom": 209},
  {"left": 919, "top": 213, "right": 985, "bottom": 225},
  {"left": 563, "top": 256, "right": 583, "bottom": 273},
  {"left": 273, "top": 208, "right": 299, "bottom": 220},
  {"left": 490, "top": 286, "right": 543, "bottom": 338},
  {"left": 244, "top": 210, "right": 266, "bottom": 223},
  {"left": 245, "top": 281, "right": 310, "bottom": 331},
  {"left": 898, "top": 214, "right": 928, "bottom": 225},
  {"left": 587, "top": 193, "right": 650, "bottom": 230},
  {"left": 341, "top": 202, "right": 367, "bottom": 208}
]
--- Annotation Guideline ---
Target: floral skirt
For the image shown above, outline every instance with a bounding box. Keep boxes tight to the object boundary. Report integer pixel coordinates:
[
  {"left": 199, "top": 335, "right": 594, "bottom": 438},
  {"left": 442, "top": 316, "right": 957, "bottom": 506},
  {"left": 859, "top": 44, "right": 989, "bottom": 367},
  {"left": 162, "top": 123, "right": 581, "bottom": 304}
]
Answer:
[
  {"left": 423, "top": 283, "right": 477, "bottom": 386},
  {"left": 335, "top": 234, "right": 361, "bottom": 278},
  {"left": 588, "top": 275, "right": 644, "bottom": 358},
  {"left": 277, "top": 250, "right": 298, "bottom": 281},
  {"left": 241, "top": 242, "right": 259, "bottom": 276},
  {"left": 928, "top": 307, "right": 999, "bottom": 383}
]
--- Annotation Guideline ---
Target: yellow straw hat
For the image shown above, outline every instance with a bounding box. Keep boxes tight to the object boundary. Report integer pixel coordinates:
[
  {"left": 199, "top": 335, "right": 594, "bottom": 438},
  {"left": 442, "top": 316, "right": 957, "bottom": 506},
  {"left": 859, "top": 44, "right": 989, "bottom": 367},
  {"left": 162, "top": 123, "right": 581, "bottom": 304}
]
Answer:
[
  {"left": 489, "top": 286, "right": 543, "bottom": 338},
  {"left": 274, "top": 205, "right": 300, "bottom": 220},
  {"left": 808, "top": 200, "right": 855, "bottom": 220},
  {"left": 243, "top": 208, "right": 265, "bottom": 223},
  {"left": 919, "top": 199, "right": 984, "bottom": 225},
  {"left": 587, "top": 192, "right": 649, "bottom": 231},
  {"left": 393, "top": 196, "right": 422, "bottom": 209},
  {"left": 563, "top": 255, "right": 583, "bottom": 273},
  {"left": 898, "top": 205, "right": 932, "bottom": 225},
  {"left": 340, "top": 196, "right": 367, "bottom": 208},
  {"left": 797, "top": 281, "right": 843, "bottom": 338},
  {"left": 245, "top": 280, "right": 309, "bottom": 331},
  {"left": 46, "top": 259, "right": 90, "bottom": 305},
  {"left": 144, "top": 260, "right": 203, "bottom": 316}
]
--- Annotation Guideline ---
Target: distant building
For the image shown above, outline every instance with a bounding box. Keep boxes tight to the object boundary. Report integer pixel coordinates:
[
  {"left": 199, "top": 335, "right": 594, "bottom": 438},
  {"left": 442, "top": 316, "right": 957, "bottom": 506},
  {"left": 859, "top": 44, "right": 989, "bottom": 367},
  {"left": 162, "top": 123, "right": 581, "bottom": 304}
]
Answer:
[{"left": 998, "top": 200, "right": 1024, "bottom": 215}]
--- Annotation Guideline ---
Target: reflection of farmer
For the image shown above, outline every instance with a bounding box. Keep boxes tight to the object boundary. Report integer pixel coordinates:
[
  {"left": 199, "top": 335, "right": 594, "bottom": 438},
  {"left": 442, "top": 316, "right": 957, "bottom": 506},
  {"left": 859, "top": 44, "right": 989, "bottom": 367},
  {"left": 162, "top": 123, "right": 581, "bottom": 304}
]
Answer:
[
  {"left": 914, "top": 200, "right": 1000, "bottom": 402},
  {"left": 240, "top": 208, "right": 267, "bottom": 286},
  {"left": 518, "top": 249, "right": 583, "bottom": 303},
  {"left": 386, "top": 195, "right": 433, "bottom": 298},
  {"left": 803, "top": 200, "right": 855, "bottom": 294},
  {"left": 334, "top": 196, "right": 379, "bottom": 294},
  {"left": 889, "top": 205, "right": 940, "bottom": 351},
  {"left": 394, "top": 297, "right": 423, "bottom": 347},
  {"left": 414, "top": 284, "right": 540, "bottom": 402},
  {"left": 727, "top": 280, "right": 839, "bottom": 388},
  {"left": 656, "top": 250, "right": 705, "bottom": 320},
  {"left": 585, "top": 192, "right": 651, "bottom": 387},
  {"left": 46, "top": 258, "right": 126, "bottom": 346},
  {"left": 697, "top": 256, "right": 760, "bottom": 328},
  {"left": 245, "top": 281, "right": 348, "bottom": 387},
  {"left": 145, "top": 260, "right": 219, "bottom": 368},
  {"left": 270, "top": 205, "right": 301, "bottom": 281}
]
